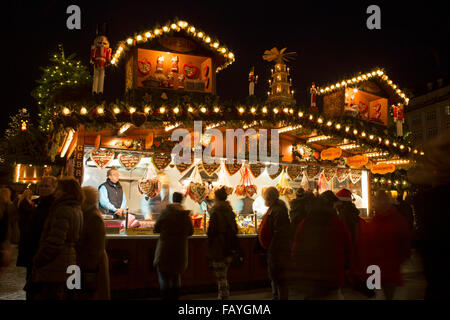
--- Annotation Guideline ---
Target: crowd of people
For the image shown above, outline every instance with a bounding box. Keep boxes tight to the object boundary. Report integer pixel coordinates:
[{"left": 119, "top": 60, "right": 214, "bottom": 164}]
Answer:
[{"left": 0, "top": 166, "right": 446, "bottom": 300}]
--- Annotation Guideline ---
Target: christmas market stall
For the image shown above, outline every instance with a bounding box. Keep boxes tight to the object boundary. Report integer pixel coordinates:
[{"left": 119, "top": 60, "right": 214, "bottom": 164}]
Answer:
[{"left": 47, "top": 19, "right": 424, "bottom": 297}]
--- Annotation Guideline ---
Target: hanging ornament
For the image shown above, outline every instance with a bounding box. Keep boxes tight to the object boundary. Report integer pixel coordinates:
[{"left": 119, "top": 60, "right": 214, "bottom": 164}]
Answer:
[
  {"left": 249, "top": 163, "right": 265, "bottom": 178},
  {"left": 336, "top": 168, "right": 350, "bottom": 183},
  {"left": 277, "top": 168, "right": 294, "bottom": 200},
  {"left": 309, "top": 82, "right": 318, "bottom": 112},
  {"left": 90, "top": 149, "right": 114, "bottom": 169},
  {"left": 177, "top": 74, "right": 185, "bottom": 89},
  {"left": 171, "top": 56, "right": 179, "bottom": 73},
  {"left": 317, "top": 171, "right": 329, "bottom": 194},
  {"left": 370, "top": 103, "right": 382, "bottom": 123},
  {"left": 212, "top": 161, "right": 234, "bottom": 195},
  {"left": 287, "top": 165, "right": 303, "bottom": 180},
  {"left": 358, "top": 101, "right": 369, "bottom": 120},
  {"left": 268, "top": 165, "right": 282, "bottom": 180},
  {"left": 349, "top": 170, "right": 363, "bottom": 184},
  {"left": 185, "top": 164, "right": 208, "bottom": 203},
  {"left": 137, "top": 58, "right": 151, "bottom": 75},
  {"left": 225, "top": 161, "right": 242, "bottom": 176},
  {"left": 138, "top": 162, "right": 161, "bottom": 200},
  {"left": 300, "top": 173, "right": 310, "bottom": 190},
  {"left": 119, "top": 153, "right": 141, "bottom": 170},
  {"left": 306, "top": 166, "right": 320, "bottom": 180},
  {"left": 323, "top": 167, "right": 337, "bottom": 183},
  {"left": 393, "top": 104, "right": 404, "bottom": 136},
  {"left": 235, "top": 165, "right": 257, "bottom": 197},
  {"left": 168, "top": 72, "right": 175, "bottom": 89},
  {"left": 152, "top": 153, "right": 172, "bottom": 171},
  {"left": 201, "top": 161, "right": 221, "bottom": 176}
]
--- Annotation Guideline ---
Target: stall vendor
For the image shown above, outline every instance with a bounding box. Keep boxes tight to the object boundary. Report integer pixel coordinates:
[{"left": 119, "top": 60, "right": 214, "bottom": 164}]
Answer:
[
  {"left": 141, "top": 184, "right": 169, "bottom": 220},
  {"left": 99, "top": 168, "right": 127, "bottom": 219},
  {"left": 235, "top": 195, "right": 255, "bottom": 215},
  {"left": 252, "top": 187, "right": 269, "bottom": 219}
]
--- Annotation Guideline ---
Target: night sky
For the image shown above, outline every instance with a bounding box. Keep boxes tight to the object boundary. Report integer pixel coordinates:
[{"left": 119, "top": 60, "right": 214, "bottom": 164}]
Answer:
[{"left": 3, "top": 0, "right": 449, "bottom": 132}]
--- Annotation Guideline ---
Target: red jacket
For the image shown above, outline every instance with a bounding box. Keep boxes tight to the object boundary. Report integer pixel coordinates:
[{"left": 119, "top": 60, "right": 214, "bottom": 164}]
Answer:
[
  {"left": 291, "top": 214, "right": 353, "bottom": 287},
  {"left": 362, "top": 206, "right": 411, "bottom": 286}
]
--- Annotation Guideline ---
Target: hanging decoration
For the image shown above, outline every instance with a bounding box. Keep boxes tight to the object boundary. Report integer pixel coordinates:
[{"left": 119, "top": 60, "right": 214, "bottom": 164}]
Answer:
[
  {"left": 370, "top": 103, "right": 382, "bottom": 123},
  {"left": 225, "top": 161, "right": 242, "bottom": 176},
  {"left": 349, "top": 170, "right": 363, "bottom": 184},
  {"left": 336, "top": 168, "right": 350, "bottom": 183},
  {"left": 287, "top": 165, "right": 303, "bottom": 180},
  {"left": 320, "top": 147, "right": 342, "bottom": 161},
  {"left": 156, "top": 56, "right": 164, "bottom": 72},
  {"left": 292, "top": 144, "right": 320, "bottom": 163},
  {"left": 317, "top": 171, "right": 329, "bottom": 194},
  {"left": 370, "top": 163, "right": 396, "bottom": 175},
  {"left": 393, "top": 104, "right": 404, "bottom": 136},
  {"left": 358, "top": 101, "right": 369, "bottom": 120},
  {"left": 119, "top": 153, "right": 141, "bottom": 170},
  {"left": 138, "top": 162, "right": 161, "bottom": 200},
  {"left": 235, "top": 165, "right": 257, "bottom": 197},
  {"left": 151, "top": 152, "right": 172, "bottom": 171},
  {"left": 310, "top": 82, "right": 318, "bottom": 112},
  {"left": 277, "top": 168, "right": 294, "bottom": 200},
  {"left": 323, "top": 167, "right": 337, "bottom": 183},
  {"left": 185, "top": 164, "right": 208, "bottom": 203},
  {"left": 249, "top": 162, "right": 265, "bottom": 178},
  {"left": 346, "top": 155, "right": 369, "bottom": 169},
  {"left": 268, "top": 165, "right": 282, "bottom": 180},
  {"left": 137, "top": 58, "right": 151, "bottom": 75},
  {"left": 201, "top": 161, "right": 221, "bottom": 176},
  {"left": 176, "top": 154, "right": 194, "bottom": 174},
  {"left": 90, "top": 148, "right": 114, "bottom": 169},
  {"left": 300, "top": 173, "right": 310, "bottom": 190},
  {"left": 306, "top": 166, "right": 321, "bottom": 180},
  {"left": 212, "top": 161, "right": 234, "bottom": 195}
]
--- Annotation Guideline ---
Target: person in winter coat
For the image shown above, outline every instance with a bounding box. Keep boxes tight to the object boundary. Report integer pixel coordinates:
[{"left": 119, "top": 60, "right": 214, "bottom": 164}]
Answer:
[
  {"left": 291, "top": 195, "right": 353, "bottom": 299},
  {"left": 394, "top": 194, "right": 414, "bottom": 232},
  {"left": 289, "top": 189, "right": 314, "bottom": 241},
  {"left": 0, "top": 188, "right": 11, "bottom": 275},
  {"left": 207, "top": 187, "right": 238, "bottom": 300},
  {"left": 32, "top": 177, "right": 84, "bottom": 300},
  {"left": 74, "top": 186, "right": 110, "bottom": 300},
  {"left": 364, "top": 189, "right": 411, "bottom": 300},
  {"left": 153, "top": 192, "right": 193, "bottom": 300},
  {"left": 17, "top": 176, "right": 57, "bottom": 300},
  {"left": 259, "top": 187, "right": 291, "bottom": 300},
  {"left": 334, "top": 188, "right": 373, "bottom": 297}
]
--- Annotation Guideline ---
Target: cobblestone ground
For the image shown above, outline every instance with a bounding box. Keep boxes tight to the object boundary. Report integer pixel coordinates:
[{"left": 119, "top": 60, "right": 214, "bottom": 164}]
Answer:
[{"left": 0, "top": 245, "right": 427, "bottom": 300}]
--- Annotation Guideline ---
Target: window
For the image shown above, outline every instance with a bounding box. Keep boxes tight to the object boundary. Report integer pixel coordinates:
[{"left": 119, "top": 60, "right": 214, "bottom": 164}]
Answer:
[
  {"left": 445, "top": 105, "right": 450, "bottom": 116},
  {"left": 426, "top": 110, "right": 437, "bottom": 121},
  {"left": 427, "top": 127, "right": 438, "bottom": 137},
  {"left": 413, "top": 130, "right": 423, "bottom": 140},
  {"left": 412, "top": 115, "right": 422, "bottom": 126}
]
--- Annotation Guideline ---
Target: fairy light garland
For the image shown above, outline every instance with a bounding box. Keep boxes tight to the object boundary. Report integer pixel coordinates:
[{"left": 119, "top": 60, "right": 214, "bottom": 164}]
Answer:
[{"left": 111, "top": 19, "right": 235, "bottom": 73}]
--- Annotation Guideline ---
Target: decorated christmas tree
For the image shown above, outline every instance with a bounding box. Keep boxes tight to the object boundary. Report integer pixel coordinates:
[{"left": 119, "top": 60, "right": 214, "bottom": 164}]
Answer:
[
  {"left": 263, "top": 47, "right": 296, "bottom": 105},
  {"left": 32, "top": 44, "right": 92, "bottom": 131}
]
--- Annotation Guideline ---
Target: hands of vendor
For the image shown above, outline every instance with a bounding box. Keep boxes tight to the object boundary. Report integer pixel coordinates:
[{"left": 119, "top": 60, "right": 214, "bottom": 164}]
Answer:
[{"left": 115, "top": 208, "right": 124, "bottom": 216}]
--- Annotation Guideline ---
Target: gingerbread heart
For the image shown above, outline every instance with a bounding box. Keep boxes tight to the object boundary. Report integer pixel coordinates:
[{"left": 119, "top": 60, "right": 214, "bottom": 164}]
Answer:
[
  {"left": 202, "top": 162, "right": 220, "bottom": 176},
  {"left": 268, "top": 165, "right": 282, "bottom": 180},
  {"left": 225, "top": 162, "right": 242, "bottom": 176},
  {"left": 183, "top": 64, "right": 199, "bottom": 79},
  {"left": 90, "top": 149, "right": 115, "bottom": 169},
  {"left": 287, "top": 165, "right": 303, "bottom": 181},
  {"left": 249, "top": 163, "right": 265, "bottom": 178},
  {"left": 336, "top": 168, "right": 350, "bottom": 183},
  {"left": 306, "top": 167, "right": 320, "bottom": 180},
  {"left": 119, "top": 154, "right": 141, "bottom": 170},
  {"left": 349, "top": 170, "right": 362, "bottom": 184},
  {"left": 152, "top": 153, "right": 171, "bottom": 171},
  {"left": 323, "top": 167, "right": 337, "bottom": 183}
]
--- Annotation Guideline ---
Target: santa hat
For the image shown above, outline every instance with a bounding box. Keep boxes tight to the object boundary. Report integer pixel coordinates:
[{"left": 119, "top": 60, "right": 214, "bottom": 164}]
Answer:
[{"left": 336, "top": 188, "right": 353, "bottom": 201}]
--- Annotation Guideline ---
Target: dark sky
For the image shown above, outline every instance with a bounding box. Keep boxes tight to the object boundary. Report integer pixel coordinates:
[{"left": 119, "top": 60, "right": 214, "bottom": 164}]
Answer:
[{"left": 3, "top": 0, "right": 450, "bottom": 131}]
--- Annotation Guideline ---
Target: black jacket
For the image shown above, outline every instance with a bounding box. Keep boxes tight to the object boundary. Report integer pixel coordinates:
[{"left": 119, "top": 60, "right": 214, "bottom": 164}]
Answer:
[
  {"left": 153, "top": 204, "right": 193, "bottom": 274},
  {"left": 336, "top": 201, "right": 360, "bottom": 245},
  {"left": 207, "top": 201, "right": 238, "bottom": 261},
  {"left": 17, "top": 195, "right": 55, "bottom": 268},
  {"left": 266, "top": 199, "right": 291, "bottom": 270}
]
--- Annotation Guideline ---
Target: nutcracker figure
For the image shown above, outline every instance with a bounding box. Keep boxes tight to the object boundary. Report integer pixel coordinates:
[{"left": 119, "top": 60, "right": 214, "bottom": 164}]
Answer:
[
  {"left": 248, "top": 67, "right": 258, "bottom": 96},
  {"left": 168, "top": 72, "right": 175, "bottom": 89},
  {"left": 156, "top": 56, "right": 164, "bottom": 73},
  {"left": 171, "top": 56, "right": 179, "bottom": 73},
  {"left": 393, "top": 104, "right": 405, "bottom": 136},
  {"left": 310, "top": 82, "right": 318, "bottom": 112},
  {"left": 90, "top": 35, "right": 111, "bottom": 94}
]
